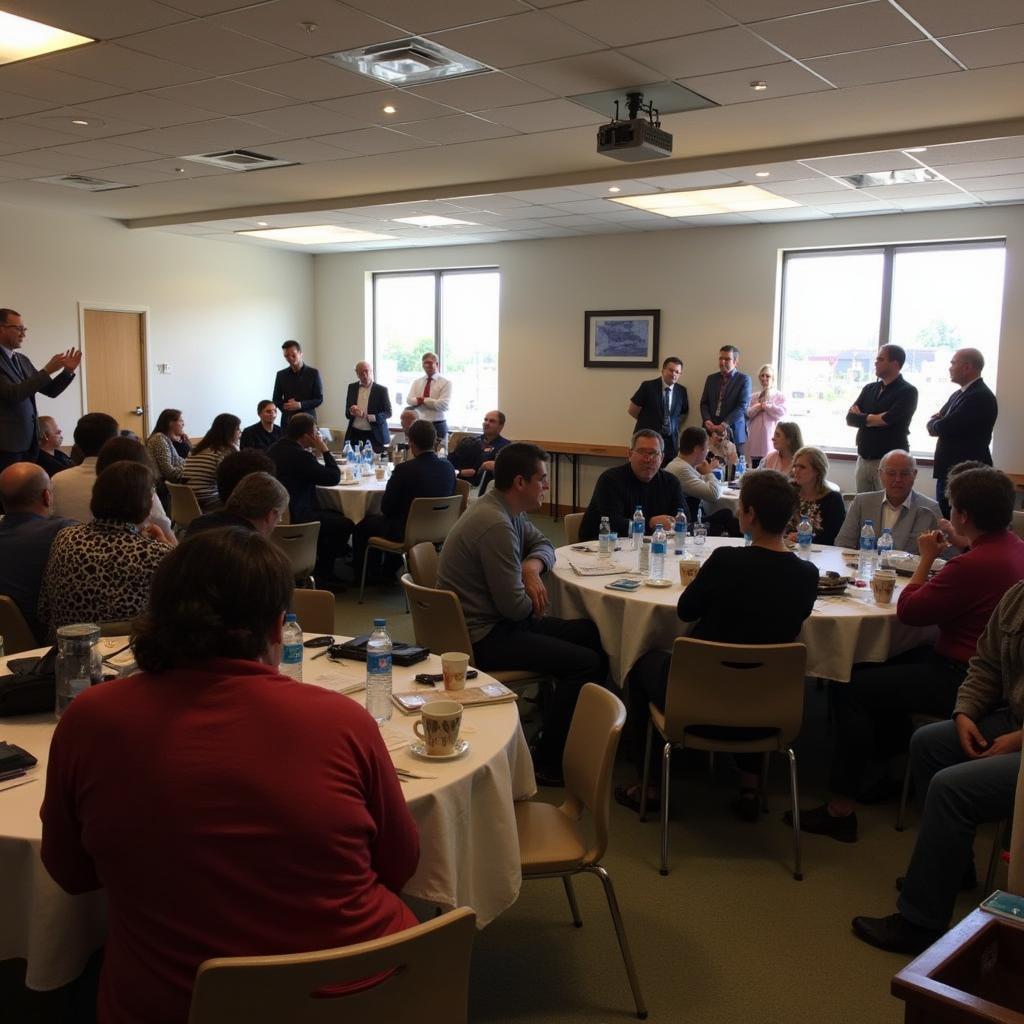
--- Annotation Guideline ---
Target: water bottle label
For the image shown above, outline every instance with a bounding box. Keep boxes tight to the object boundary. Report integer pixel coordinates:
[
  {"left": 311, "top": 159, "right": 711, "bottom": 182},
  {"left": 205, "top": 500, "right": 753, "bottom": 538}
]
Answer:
[
  {"left": 652, "top": 542, "right": 667, "bottom": 555},
  {"left": 70, "top": 677, "right": 89, "bottom": 696},
  {"left": 367, "top": 652, "right": 392, "bottom": 674},
  {"left": 282, "top": 643, "right": 303, "bottom": 665}
]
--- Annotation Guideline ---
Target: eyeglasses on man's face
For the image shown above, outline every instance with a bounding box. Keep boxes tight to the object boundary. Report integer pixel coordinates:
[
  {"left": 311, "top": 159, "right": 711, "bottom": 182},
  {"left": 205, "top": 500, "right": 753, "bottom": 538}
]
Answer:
[
  {"left": 632, "top": 448, "right": 662, "bottom": 460},
  {"left": 1, "top": 323, "right": 27, "bottom": 334}
]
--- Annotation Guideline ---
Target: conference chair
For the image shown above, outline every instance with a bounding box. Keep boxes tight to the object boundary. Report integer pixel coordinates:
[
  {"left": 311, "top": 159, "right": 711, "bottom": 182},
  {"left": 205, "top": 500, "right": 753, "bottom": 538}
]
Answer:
[
  {"left": 319, "top": 426, "right": 346, "bottom": 453},
  {"left": 187, "top": 907, "right": 476, "bottom": 1024},
  {"left": 640, "top": 637, "right": 807, "bottom": 880},
  {"left": 563, "top": 512, "right": 584, "bottom": 545},
  {"left": 166, "top": 482, "right": 202, "bottom": 532},
  {"left": 406, "top": 541, "right": 439, "bottom": 588},
  {"left": 447, "top": 431, "right": 471, "bottom": 456},
  {"left": 272, "top": 522, "right": 321, "bottom": 589},
  {"left": 291, "top": 589, "right": 335, "bottom": 635},
  {"left": 358, "top": 496, "right": 461, "bottom": 603},
  {"left": 515, "top": 683, "right": 647, "bottom": 1020},
  {"left": 454, "top": 478, "right": 471, "bottom": 514},
  {"left": 0, "top": 596, "right": 37, "bottom": 654}
]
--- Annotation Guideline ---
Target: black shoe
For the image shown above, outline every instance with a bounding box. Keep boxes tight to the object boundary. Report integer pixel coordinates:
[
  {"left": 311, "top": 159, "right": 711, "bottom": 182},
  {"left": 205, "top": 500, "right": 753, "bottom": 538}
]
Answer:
[
  {"left": 851, "top": 913, "right": 943, "bottom": 955},
  {"left": 784, "top": 803, "right": 858, "bottom": 843},
  {"left": 732, "top": 789, "right": 760, "bottom": 823},
  {"left": 896, "top": 863, "right": 977, "bottom": 893},
  {"left": 614, "top": 784, "right": 659, "bottom": 814}
]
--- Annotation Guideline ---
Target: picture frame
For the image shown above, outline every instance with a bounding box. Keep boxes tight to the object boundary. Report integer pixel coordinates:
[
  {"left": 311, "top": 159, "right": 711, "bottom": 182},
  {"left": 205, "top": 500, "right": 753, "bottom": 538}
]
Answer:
[{"left": 584, "top": 309, "right": 660, "bottom": 368}]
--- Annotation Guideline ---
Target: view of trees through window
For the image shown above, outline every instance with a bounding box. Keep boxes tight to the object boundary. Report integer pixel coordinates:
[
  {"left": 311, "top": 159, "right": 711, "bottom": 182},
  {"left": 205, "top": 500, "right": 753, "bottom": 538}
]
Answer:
[{"left": 779, "top": 241, "right": 1006, "bottom": 455}]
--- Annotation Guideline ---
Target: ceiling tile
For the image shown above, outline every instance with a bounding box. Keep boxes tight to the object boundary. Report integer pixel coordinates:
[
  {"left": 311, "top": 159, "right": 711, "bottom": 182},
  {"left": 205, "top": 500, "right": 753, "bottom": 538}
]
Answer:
[
  {"left": 230, "top": 59, "right": 377, "bottom": 101},
  {"left": 92, "top": 156, "right": 234, "bottom": 181},
  {"left": 899, "top": 0, "right": 1024, "bottom": 37},
  {"left": 745, "top": 207, "right": 831, "bottom": 221},
  {"left": 394, "top": 114, "right": 519, "bottom": 143},
  {"left": 922, "top": 137, "right": 1024, "bottom": 165},
  {"left": 546, "top": 197, "right": 622, "bottom": 213},
  {"left": 2, "top": 148, "right": 107, "bottom": 173},
  {"left": 0, "top": 157, "right": 60, "bottom": 178},
  {"left": 443, "top": 193, "right": 534, "bottom": 210},
  {"left": 722, "top": 159, "right": 826, "bottom": 183},
  {"left": 242, "top": 103, "right": 369, "bottom": 136},
  {"left": 0, "top": 91, "right": 54, "bottom": 118},
  {"left": 118, "top": 21, "right": 300, "bottom": 75},
  {"left": 478, "top": 98, "right": 605, "bottom": 131},
  {"left": 974, "top": 187, "right": 1024, "bottom": 202},
  {"left": 799, "top": 189, "right": 887, "bottom": 205},
  {"left": 890, "top": 195, "right": 981, "bottom": 210},
  {"left": 315, "top": 126, "right": 437, "bottom": 154},
  {"left": 762, "top": 174, "right": 850, "bottom": 194},
  {"left": 858, "top": 179, "right": 961, "bottom": 198},
  {"left": 509, "top": 51, "right": 662, "bottom": 94},
  {"left": 110, "top": 118, "right": 290, "bottom": 156},
  {"left": 930, "top": 155, "right": 1024, "bottom": 178},
  {"left": 12, "top": 108, "right": 152, "bottom": 140},
  {"left": 317, "top": 89, "right": 458, "bottom": 124},
  {"left": 944, "top": 172, "right": 1024, "bottom": 191},
  {"left": 700, "top": 0, "right": 858, "bottom": 22},
  {"left": 805, "top": 198, "right": 895, "bottom": 213},
  {"left": 255, "top": 138, "right": 364, "bottom": 161},
  {"left": 45, "top": 139, "right": 164, "bottom": 165},
  {"left": 636, "top": 169, "right": 738, "bottom": 188},
  {"left": 678, "top": 212, "right": 757, "bottom": 225},
  {"left": 0, "top": 65, "right": 123, "bottom": 105},
  {"left": 0, "top": 120, "right": 80, "bottom": 149},
  {"left": 151, "top": 78, "right": 294, "bottom": 115},
  {"left": 76, "top": 93, "right": 218, "bottom": 128},
  {"left": 679, "top": 60, "right": 830, "bottom": 104},
  {"left": 805, "top": 41, "right": 961, "bottom": 88},
  {"left": 941, "top": 25, "right": 1024, "bottom": 69},
  {"left": 430, "top": 12, "right": 604, "bottom": 68},
  {"left": 802, "top": 149, "right": 927, "bottom": 175},
  {"left": 0, "top": 0, "right": 190, "bottom": 38},
  {"left": 158, "top": 0, "right": 261, "bottom": 12},
  {"left": 566, "top": 180, "right": 660, "bottom": 197},
  {"left": 407, "top": 71, "right": 554, "bottom": 111},
  {"left": 342, "top": 0, "right": 528, "bottom": 33},
  {"left": 753, "top": 2, "right": 924, "bottom": 58},
  {"left": 546, "top": 0, "right": 731, "bottom": 47},
  {"left": 508, "top": 186, "right": 595, "bottom": 203},
  {"left": 32, "top": 43, "right": 208, "bottom": 91},
  {"left": 622, "top": 27, "right": 786, "bottom": 78}
]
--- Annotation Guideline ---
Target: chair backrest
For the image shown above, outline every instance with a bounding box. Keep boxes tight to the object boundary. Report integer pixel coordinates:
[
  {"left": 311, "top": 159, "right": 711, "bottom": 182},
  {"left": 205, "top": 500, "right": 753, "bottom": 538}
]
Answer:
[
  {"left": 561, "top": 683, "right": 626, "bottom": 865},
  {"left": 272, "top": 522, "right": 321, "bottom": 579},
  {"left": 400, "top": 574, "right": 473, "bottom": 658},
  {"left": 0, "top": 595, "right": 37, "bottom": 654},
  {"left": 1012, "top": 510, "right": 1024, "bottom": 542},
  {"left": 99, "top": 618, "right": 135, "bottom": 638},
  {"left": 447, "top": 431, "right": 472, "bottom": 455},
  {"left": 454, "top": 478, "right": 471, "bottom": 514},
  {"left": 563, "top": 512, "right": 584, "bottom": 545},
  {"left": 166, "top": 482, "right": 202, "bottom": 528},
  {"left": 402, "top": 496, "right": 462, "bottom": 547},
  {"left": 407, "top": 542, "right": 439, "bottom": 588},
  {"left": 319, "top": 426, "right": 345, "bottom": 453},
  {"left": 663, "top": 637, "right": 807, "bottom": 747},
  {"left": 291, "top": 589, "right": 335, "bottom": 634},
  {"left": 187, "top": 907, "right": 476, "bottom": 1024}
]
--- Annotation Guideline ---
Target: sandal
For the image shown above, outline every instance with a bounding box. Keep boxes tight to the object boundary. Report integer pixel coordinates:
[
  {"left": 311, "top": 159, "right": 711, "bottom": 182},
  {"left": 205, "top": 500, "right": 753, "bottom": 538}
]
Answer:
[{"left": 614, "top": 784, "right": 660, "bottom": 814}]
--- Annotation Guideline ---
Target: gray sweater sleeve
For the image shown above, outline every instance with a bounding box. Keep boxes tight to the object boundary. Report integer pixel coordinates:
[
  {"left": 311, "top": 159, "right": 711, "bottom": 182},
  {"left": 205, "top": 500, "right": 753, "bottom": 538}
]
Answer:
[
  {"left": 520, "top": 517, "right": 555, "bottom": 571},
  {"left": 475, "top": 520, "right": 538, "bottom": 622}
]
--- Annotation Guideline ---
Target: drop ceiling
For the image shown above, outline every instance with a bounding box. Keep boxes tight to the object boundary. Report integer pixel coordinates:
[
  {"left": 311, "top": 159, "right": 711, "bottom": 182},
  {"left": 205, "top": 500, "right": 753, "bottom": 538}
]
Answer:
[{"left": 0, "top": 0, "right": 1022, "bottom": 252}]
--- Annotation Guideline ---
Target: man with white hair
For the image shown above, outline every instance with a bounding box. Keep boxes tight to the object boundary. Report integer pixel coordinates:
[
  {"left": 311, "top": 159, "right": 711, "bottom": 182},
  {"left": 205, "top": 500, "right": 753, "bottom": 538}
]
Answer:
[
  {"left": 404, "top": 352, "right": 450, "bottom": 442},
  {"left": 344, "top": 361, "right": 391, "bottom": 453}
]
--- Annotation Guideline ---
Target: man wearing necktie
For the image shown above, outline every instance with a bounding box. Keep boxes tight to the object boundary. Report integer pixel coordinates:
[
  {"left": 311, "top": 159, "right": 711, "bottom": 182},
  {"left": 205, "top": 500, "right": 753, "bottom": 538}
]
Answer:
[
  {"left": 628, "top": 356, "right": 688, "bottom": 465},
  {"left": 405, "top": 351, "right": 452, "bottom": 442},
  {"left": 0, "top": 308, "right": 81, "bottom": 473},
  {"left": 699, "top": 345, "right": 752, "bottom": 458}
]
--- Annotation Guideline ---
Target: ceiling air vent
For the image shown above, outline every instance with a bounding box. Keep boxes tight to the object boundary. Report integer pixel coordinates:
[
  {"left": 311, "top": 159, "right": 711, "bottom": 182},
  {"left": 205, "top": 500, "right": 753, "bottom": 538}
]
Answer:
[
  {"left": 322, "top": 36, "right": 486, "bottom": 85},
  {"left": 182, "top": 149, "right": 296, "bottom": 171},
  {"left": 33, "top": 174, "right": 133, "bottom": 191}
]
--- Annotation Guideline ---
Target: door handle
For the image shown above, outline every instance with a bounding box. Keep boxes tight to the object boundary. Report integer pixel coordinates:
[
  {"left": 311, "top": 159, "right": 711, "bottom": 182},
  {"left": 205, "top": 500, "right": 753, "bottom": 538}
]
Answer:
[{"left": 133, "top": 406, "right": 144, "bottom": 416}]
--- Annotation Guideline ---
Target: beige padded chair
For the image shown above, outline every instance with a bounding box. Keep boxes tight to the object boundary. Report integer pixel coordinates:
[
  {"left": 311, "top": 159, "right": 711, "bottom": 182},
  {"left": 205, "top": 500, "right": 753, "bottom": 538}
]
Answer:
[
  {"left": 166, "top": 482, "right": 202, "bottom": 531},
  {"left": 406, "top": 541, "right": 439, "bottom": 588},
  {"left": 187, "top": 907, "right": 476, "bottom": 1024},
  {"left": 319, "top": 426, "right": 346, "bottom": 453},
  {"left": 454, "top": 477, "right": 471, "bottom": 514},
  {"left": 0, "top": 595, "right": 37, "bottom": 654},
  {"left": 641, "top": 637, "right": 808, "bottom": 880},
  {"left": 359, "top": 496, "right": 461, "bottom": 603},
  {"left": 447, "top": 431, "right": 471, "bottom": 456},
  {"left": 272, "top": 522, "right": 321, "bottom": 589},
  {"left": 1012, "top": 510, "right": 1024, "bottom": 541},
  {"left": 563, "top": 512, "right": 585, "bottom": 545},
  {"left": 291, "top": 589, "right": 335, "bottom": 635},
  {"left": 516, "top": 683, "right": 647, "bottom": 1020}
]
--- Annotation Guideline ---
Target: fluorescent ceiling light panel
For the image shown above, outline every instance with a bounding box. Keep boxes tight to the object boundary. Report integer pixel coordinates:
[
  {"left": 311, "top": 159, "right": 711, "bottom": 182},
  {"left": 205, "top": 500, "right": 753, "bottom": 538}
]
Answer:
[
  {"left": 0, "top": 11, "right": 93, "bottom": 64},
  {"left": 393, "top": 215, "right": 477, "bottom": 227},
  {"left": 237, "top": 225, "right": 396, "bottom": 244},
  {"left": 843, "top": 168, "right": 939, "bottom": 188},
  {"left": 609, "top": 185, "right": 799, "bottom": 217}
]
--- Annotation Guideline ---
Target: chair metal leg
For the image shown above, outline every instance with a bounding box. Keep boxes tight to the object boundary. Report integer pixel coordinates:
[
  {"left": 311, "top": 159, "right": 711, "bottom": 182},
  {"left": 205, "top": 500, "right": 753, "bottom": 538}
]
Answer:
[
  {"left": 760, "top": 751, "right": 771, "bottom": 813},
  {"left": 586, "top": 865, "right": 648, "bottom": 1020},
  {"left": 984, "top": 820, "right": 1009, "bottom": 893},
  {"left": 659, "top": 741, "right": 671, "bottom": 876},
  {"left": 639, "top": 718, "right": 653, "bottom": 823},
  {"left": 786, "top": 747, "right": 803, "bottom": 881},
  {"left": 358, "top": 547, "right": 371, "bottom": 603},
  {"left": 895, "top": 759, "right": 912, "bottom": 831},
  {"left": 562, "top": 876, "right": 582, "bottom": 927}
]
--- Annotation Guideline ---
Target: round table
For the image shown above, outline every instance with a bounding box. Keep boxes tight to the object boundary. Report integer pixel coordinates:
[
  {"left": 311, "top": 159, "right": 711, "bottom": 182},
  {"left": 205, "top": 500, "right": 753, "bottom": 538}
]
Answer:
[
  {"left": 0, "top": 638, "right": 535, "bottom": 991},
  {"left": 548, "top": 539, "right": 936, "bottom": 685},
  {"left": 317, "top": 475, "right": 387, "bottom": 522}
]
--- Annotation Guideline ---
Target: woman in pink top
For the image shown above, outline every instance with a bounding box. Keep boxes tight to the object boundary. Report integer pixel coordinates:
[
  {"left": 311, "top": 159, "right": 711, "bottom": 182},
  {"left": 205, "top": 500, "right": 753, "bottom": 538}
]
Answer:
[
  {"left": 759, "top": 420, "right": 803, "bottom": 476},
  {"left": 746, "top": 364, "right": 787, "bottom": 465}
]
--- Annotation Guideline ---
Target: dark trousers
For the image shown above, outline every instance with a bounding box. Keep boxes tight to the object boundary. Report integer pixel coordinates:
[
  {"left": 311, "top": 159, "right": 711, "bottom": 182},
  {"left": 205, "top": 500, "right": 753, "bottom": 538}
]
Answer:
[
  {"left": 659, "top": 431, "right": 678, "bottom": 467},
  {"left": 307, "top": 509, "right": 352, "bottom": 579},
  {"left": 936, "top": 477, "right": 950, "bottom": 519},
  {"left": 432, "top": 420, "right": 448, "bottom": 442},
  {"left": 472, "top": 617, "right": 606, "bottom": 767},
  {"left": 829, "top": 647, "right": 966, "bottom": 799},
  {"left": 352, "top": 513, "right": 403, "bottom": 578},
  {"left": 346, "top": 427, "right": 383, "bottom": 453},
  {"left": 0, "top": 449, "right": 32, "bottom": 471}
]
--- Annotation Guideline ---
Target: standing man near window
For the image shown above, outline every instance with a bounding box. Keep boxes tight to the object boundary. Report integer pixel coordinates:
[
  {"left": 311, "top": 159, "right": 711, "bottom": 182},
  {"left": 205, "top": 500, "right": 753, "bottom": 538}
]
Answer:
[
  {"left": 273, "top": 340, "right": 323, "bottom": 429},
  {"left": 0, "top": 308, "right": 80, "bottom": 472},
  {"left": 405, "top": 351, "right": 451, "bottom": 443},
  {"left": 926, "top": 348, "right": 997, "bottom": 518},
  {"left": 846, "top": 344, "right": 918, "bottom": 493},
  {"left": 629, "top": 356, "right": 688, "bottom": 466},
  {"left": 344, "top": 361, "right": 391, "bottom": 453},
  {"left": 699, "top": 345, "right": 752, "bottom": 459}
]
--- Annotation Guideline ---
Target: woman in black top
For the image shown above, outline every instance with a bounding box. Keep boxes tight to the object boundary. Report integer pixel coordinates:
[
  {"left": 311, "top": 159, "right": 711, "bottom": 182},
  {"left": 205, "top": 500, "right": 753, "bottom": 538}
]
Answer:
[{"left": 786, "top": 445, "right": 846, "bottom": 546}]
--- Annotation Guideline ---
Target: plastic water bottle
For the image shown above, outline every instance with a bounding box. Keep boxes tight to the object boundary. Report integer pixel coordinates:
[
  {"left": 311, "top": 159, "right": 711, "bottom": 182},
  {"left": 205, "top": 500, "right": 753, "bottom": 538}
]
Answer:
[
  {"left": 362, "top": 445, "right": 373, "bottom": 476},
  {"left": 797, "top": 514, "right": 813, "bottom": 559},
  {"left": 735, "top": 455, "right": 746, "bottom": 481},
  {"left": 598, "top": 516, "right": 611, "bottom": 558},
  {"left": 631, "top": 506, "right": 645, "bottom": 551},
  {"left": 877, "top": 526, "right": 894, "bottom": 569},
  {"left": 280, "top": 613, "right": 304, "bottom": 681},
  {"left": 744, "top": 532, "right": 753, "bottom": 547},
  {"left": 649, "top": 525, "right": 667, "bottom": 581},
  {"left": 858, "top": 519, "right": 877, "bottom": 582},
  {"left": 365, "top": 618, "right": 393, "bottom": 724},
  {"left": 673, "top": 508, "right": 688, "bottom": 554},
  {"left": 438, "top": 442, "right": 448, "bottom": 460},
  {"left": 341, "top": 440, "right": 352, "bottom": 464},
  {"left": 693, "top": 507, "right": 707, "bottom": 546}
]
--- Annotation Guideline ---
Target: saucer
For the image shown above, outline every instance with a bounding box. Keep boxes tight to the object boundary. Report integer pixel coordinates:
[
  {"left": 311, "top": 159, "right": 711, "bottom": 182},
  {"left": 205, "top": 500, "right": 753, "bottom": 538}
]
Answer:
[
  {"left": 339, "top": 479, "right": 360, "bottom": 486},
  {"left": 644, "top": 578, "right": 673, "bottom": 588},
  {"left": 410, "top": 739, "right": 470, "bottom": 761}
]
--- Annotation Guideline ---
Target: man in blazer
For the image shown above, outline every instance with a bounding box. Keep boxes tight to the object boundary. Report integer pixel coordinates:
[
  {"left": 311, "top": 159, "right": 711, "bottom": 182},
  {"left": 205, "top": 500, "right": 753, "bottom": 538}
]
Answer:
[
  {"left": 834, "top": 450, "right": 941, "bottom": 553},
  {"left": 344, "top": 361, "right": 392, "bottom": 452},
  {"left": 926, "top": 348, "right": 998, "bottom": 517},
  {"left": 629, "top": 356, "right": 688, "bottom": 465},
  {"left": 699, "top": 345, "right": 752, "bottom": 456},
  {"left": 0, "top": 308, "right": 80, "bottom": 471}
]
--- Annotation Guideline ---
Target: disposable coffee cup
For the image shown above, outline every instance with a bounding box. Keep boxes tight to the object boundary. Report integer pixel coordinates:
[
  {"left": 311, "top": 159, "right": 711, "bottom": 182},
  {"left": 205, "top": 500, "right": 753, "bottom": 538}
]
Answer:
[
  {"left": 872, "top": 569, "right": 896, "bottom": 605},
  {"left": 679, "top": 558, "right": 700, "bottom": 587},
  {"left": 413, "top": 700, "right": 463, "bottom": 756},
  {"left": 440, "top": 652, "right": 470, "bottom": 692},
  {"left": 374, "top": 465, "right": 385, "bottom": 481},
  {"left": 342, "top": 467, "right": 354, "bottom": 483}
]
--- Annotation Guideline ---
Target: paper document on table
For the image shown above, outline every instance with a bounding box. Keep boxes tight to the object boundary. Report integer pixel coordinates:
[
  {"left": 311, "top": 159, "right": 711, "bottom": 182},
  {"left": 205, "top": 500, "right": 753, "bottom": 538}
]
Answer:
[
  {"left": 392, "top": 682, "right": 517, "bottom": 714},
  {"left": 568, "top": 559, "right": 629, "bottom": 577},
  {"left": 380, "top": 725, "right": 410, "bottom": 752},
  {"left": 0, "top": 768, "right": 39, "bottom": 793},
  {"left": 310, "top": 666, "right": 365, "bottom": 695}
]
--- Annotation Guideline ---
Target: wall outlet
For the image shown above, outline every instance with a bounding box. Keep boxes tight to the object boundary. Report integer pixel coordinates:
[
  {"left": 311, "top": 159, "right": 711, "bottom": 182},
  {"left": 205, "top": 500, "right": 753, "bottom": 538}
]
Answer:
[{"left": 157, "top": 363, "right": 171, "bottom": 374}]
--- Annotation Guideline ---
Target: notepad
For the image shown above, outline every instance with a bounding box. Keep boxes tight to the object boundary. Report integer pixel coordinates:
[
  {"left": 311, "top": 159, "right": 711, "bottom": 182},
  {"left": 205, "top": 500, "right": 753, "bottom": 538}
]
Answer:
[
  {"left": 568, "top": 560, "right": 629, "bottom": 577},
  {"left": 391, "top": 683, "right": 517, "bottom": 714}
]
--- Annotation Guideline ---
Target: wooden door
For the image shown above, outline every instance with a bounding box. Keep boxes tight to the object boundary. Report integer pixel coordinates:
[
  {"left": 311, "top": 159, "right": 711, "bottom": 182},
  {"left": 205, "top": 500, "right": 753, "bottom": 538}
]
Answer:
[{"left": 83, "top": 310, "right": 147, "bottom": 435}]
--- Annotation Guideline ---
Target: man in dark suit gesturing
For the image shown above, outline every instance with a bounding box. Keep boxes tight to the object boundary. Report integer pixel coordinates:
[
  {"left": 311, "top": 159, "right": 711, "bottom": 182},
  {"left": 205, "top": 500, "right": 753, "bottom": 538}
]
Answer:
[
  {"left": 344, "top": 361, "right": 391, "bottom": 453},
  {"left": 927, "top": 348, "right": 998, "bottom": 517},
  {"left": 0, "top": 308, "right": 80, "bottom": 471},
  {"left": 629, "top": 356, "right": 688, "bottom": 465},
  {"left": 699, "top": 345, "right": 752, "bottom": 458}
]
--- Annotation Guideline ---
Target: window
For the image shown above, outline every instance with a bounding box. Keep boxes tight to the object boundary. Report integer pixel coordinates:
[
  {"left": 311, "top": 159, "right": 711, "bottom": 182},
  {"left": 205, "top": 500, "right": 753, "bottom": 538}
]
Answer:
[
  {"left": 779, "top": 240, "right": 1005, "bottom": 455},
  {"left": 372, "top": 268, "right": 499, "bottom": 430}
]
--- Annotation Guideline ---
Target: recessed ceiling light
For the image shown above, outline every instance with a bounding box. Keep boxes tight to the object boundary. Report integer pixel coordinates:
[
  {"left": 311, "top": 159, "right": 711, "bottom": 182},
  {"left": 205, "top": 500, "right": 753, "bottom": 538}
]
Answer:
[
  {"left": 382, "top": 104, "right": 397, "bottom": 114},
  {"left": 754, "top": 171, "right": 770, "bottom": 178},
  {"left": 238, "top": 225, "right": 397, "bottom": 245},
  {"left": 71, "top": 119, "right": 89, "bottom": 126},
  {"left": 256, "top": 221, "right": 268, "bottom": 226},
  {"left": 393, "top": 214, "right": 477, "bottom": 227},
  {"left": 843, "top": 167, "right": 939, "bottom": 188},
  {"left": 608, "top": 186, "right": 621, "bottom": 193},
  {"left": 905, "top": 147, "right": 928, "bottom": 154},
  {"left": 0, "top": 11, "right": 93, "bottom": 65},
  {"left": 750, "top": 80, "right": 768, "bottom": 91},
  {"left": 609, "top": 185, "right": 799, "bottom": 217}
]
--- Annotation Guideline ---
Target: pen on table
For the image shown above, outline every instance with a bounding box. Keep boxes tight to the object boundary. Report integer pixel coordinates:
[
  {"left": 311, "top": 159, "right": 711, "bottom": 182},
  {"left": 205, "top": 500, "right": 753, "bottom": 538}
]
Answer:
[{"left": 0, "top": 768, "right": 28, "bottom": 783}]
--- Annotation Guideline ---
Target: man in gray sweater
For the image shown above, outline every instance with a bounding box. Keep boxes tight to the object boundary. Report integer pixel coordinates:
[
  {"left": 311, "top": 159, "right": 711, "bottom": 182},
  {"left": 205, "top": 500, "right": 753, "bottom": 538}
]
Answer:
[{"left": 438, "top": 442, "right": 606, "bottom": 785}]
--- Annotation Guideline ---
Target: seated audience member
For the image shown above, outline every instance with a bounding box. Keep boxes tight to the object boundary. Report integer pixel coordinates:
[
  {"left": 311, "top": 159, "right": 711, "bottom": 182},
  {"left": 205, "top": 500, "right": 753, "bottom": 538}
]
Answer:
[
  {"left": 41, "top": 527, "right": 420, "bottom": 1024},
  {"left": 787, "top": 446, "right": 845, "bottom": 546},
  {"left": 759, "top": 420, "right": 803, "bottom": 476},
  {"left": 389, "top": 407, "right": 419, "bottom": 463},
  {"left": 39, "top": 462, "right": 172, "bottom": 639},
  {"left": 186, "top": 472, "right": 288, "bottom": 539},
  {"left": 184, "top": 449, "right": 275, "bottom": 537},
  {"left": 353, "top": 419, "right": 456, "bottom": 582},
  {"left": 239, "top": 400, "right": 282, "bottom": 452},
  {"left": 184, "top": 413, "right": 241, "bottom": 511},
  {"left": 665, "top": 426, "right": 736, "bottom": 535},
  {"left": 0, "top": 463, "right": 76, "bottom": 640},
  {"left": 95, "top": 436, "right": 175, "bottom": 543},
  {"left": 619, "top": 470, "right": 818, "bottom": 820},
  {"left": 834, "top": 450, "right": 940, "bottom": 553},
  {"left": 448, "top": 410, "right": 510, "bottom": 490},
  {"left": 50, "top": 412, "right": 118, "bottom": 517},
  {"left": 147, "top": 408, "right": 191, "bottom": 485},
  {"left": 796, "top": 465, "right": 1024, "bottom": 843},
  {"left": 708, "top": 422, "right": 738, "bottom": 477},
  {"left": 580, "top": 429, "right": 687, "bottom": 541},
  {"left": 438, "top": 443, "right": 607, "bottom": 785},
  {"left": 852, "top": 580, "right": 1024, "bottom": 953},
  {"left": 35, "top": 416, "right": 72, "bottom": 477},
  {"left": 268, "top": 413, "right": 351, "bottom": 587}
]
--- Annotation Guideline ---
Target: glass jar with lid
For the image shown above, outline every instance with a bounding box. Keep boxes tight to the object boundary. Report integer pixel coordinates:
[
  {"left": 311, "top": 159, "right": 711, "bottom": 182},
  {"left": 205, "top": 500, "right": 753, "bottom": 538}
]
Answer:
[{"left": 55, "top": 623, "right": 102, "bottom": 718}]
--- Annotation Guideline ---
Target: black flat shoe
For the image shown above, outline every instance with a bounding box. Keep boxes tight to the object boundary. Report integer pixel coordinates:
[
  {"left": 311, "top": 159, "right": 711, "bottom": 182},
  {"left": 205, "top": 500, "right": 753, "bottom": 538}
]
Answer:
[
  {"left": 851, "top": 913, "right": 943, "bottom": 955},
  {"left": 614, "top": 784, "right": 659, "bottom": 814},
  {"left": 784, "top": 803, "right": 858, "bottom": 843}
]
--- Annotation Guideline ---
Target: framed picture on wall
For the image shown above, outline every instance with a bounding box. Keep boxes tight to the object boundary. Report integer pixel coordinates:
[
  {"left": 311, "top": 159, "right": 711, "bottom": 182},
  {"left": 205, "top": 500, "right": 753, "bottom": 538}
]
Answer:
[{"left": 583, "top": 309, "right": 660, "bottom": 368}]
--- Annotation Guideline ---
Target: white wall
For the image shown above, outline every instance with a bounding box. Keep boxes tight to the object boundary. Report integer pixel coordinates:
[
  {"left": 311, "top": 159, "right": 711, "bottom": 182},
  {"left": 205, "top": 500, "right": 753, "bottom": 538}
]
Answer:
[
  {"left": 0, "top": 203, "right": 314, "bottom": 438},
  {"left": 316, "top": 205, "right": 1023, "bottom": 500}
]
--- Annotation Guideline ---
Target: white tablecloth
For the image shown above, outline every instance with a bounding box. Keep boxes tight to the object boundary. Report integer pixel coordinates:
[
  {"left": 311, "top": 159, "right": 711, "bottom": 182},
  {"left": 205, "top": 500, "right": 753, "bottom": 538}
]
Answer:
[
  {"left": 317, "top": 476, "right": 387, "bottom": 522},
  {"left": 0, "top": 639, "right": 535, "bottom": 990},
  {"left": 548, "top": 539, "right": 935, "bottom": 685}
]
